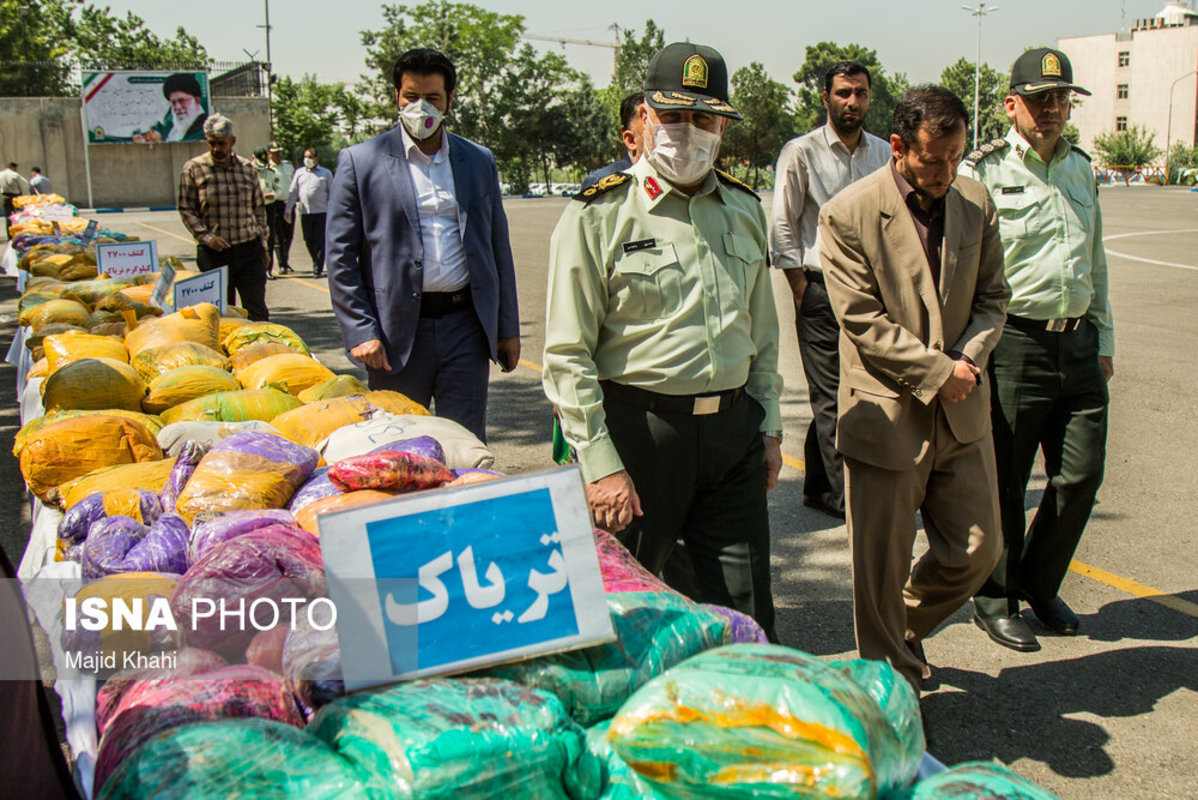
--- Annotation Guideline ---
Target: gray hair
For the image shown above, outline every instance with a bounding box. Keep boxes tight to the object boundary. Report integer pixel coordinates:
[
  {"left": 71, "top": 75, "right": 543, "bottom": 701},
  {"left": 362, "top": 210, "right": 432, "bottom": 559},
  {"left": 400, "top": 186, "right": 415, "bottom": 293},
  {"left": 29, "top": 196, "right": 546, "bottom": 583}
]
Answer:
[{"left": 203, "top": 113, "right": 234, "bottom": 139}]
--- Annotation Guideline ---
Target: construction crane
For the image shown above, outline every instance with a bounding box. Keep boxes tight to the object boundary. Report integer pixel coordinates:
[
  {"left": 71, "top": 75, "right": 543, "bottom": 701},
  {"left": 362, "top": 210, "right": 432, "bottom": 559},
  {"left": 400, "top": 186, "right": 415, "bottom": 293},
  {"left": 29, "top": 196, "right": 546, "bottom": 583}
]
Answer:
[{"left": 522, "top": 24, "right": 622, "bottom": 82}]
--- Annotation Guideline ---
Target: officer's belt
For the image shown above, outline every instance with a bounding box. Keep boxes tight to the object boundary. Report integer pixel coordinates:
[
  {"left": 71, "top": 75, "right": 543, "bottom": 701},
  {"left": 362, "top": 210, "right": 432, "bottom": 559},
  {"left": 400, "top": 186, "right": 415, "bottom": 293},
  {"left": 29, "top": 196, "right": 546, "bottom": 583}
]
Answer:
[
  {"left": 600, "top": 380, "right": 745, "bottom": 416},
  {"left": 420, "top": 288, "right": 472, "bottom": 318},
  {"left": 1006, "top": 313, "right": 1085, "bottom": 333}
]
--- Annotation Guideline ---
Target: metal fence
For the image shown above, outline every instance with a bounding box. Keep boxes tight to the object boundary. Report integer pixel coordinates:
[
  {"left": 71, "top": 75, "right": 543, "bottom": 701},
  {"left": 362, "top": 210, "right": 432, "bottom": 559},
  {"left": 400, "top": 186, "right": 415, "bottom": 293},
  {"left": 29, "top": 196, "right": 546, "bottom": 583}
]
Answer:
[{"left": 0, "top": 60, "right": 268, "bottom": 98}]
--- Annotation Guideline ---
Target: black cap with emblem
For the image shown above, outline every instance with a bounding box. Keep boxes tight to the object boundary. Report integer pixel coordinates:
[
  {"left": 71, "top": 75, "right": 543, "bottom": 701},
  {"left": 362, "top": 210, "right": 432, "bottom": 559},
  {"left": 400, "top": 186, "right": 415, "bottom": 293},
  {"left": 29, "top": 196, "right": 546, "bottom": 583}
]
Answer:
[
  {"left": 643, "top": 42, "right": 742, "bottom": 120},
  {"left": 1009, "top": 47, "right": 1091, "bottom": 97}
]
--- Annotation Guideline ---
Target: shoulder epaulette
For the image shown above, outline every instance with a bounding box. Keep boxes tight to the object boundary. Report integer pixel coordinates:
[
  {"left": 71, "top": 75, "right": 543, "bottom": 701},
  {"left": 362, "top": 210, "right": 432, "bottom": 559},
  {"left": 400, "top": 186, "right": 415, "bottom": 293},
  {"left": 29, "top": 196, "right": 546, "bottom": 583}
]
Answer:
[
  {"left": 1070, "top": 143, "right": 1092, "bottom": 162},
  {"left": 716, "top": 169, "right": 760, "bottom": 199},
  {"left": 963, "top": 137, "right": 1009, "bottom": 165},
  {"left": 573, "top": 172, "right": 631, "bottom": 203}
]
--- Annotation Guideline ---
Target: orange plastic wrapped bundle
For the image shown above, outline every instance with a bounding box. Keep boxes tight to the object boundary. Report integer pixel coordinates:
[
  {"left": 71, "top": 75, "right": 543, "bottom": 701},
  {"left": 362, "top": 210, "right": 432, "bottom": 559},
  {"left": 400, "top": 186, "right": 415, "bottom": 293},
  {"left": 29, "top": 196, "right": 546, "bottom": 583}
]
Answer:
[
  {"left": 235, "top": 353, "right": 335, "bottom": 395},
  {"left": 130, "top": 341, "right": 230, "bottom": 383},
  {"left": 268, "top": 392, "right": 429, "bottom": 449},
  {"left": 14, "top": 409, "right": 164, "bottom": 457},
  {"left": 17, "top": 291, "right": 61, "bottom": 325},
  {"left": 60, "top": 572, "right": 180, "bottom": 658},
  {"left": 27, "top": 358, "right": 49, "bottom": 380},
  {"left": 222, "top": 322, "right": 309, "bottom": 358},
  {"left": 229, "top": 341, "right": 298, "bottom": 372},
  {"left": 297, "top": 375, "right": 368, "bottom": 403},
  {"left": 119, "top": 284, "right": 155, "bottom": 305},
  {"left": 59, "top": 278, "right": 138, "bottom": 307},
  {"left": 294, "top": 490, "right": 397, "bottom": 534},
  {"left": 160, "top": 387, "right": 303, "bottom": 425},
  {"left": 142, "top": 366, "right": 241, "bottom": 414},
  {"left": 218, "top": 316, "right": 251, "bottom": 342},
  {"left": 41, "top": 357, "right": 147, "bottom": 412},
  {"left": 124, "top": 302, "right": 221, "bottom": 358},
  {"left": 43, "top": 330, "right": 129, "bottom": 373},
  {"left": 19, "top": 414, "right": 163, "bottom": 502},
  {"left": 27, "top": 298, "right": 90, "bottom": 330},
  {"left": 60, "top": 458, "right": 177, "bottom": 510}
]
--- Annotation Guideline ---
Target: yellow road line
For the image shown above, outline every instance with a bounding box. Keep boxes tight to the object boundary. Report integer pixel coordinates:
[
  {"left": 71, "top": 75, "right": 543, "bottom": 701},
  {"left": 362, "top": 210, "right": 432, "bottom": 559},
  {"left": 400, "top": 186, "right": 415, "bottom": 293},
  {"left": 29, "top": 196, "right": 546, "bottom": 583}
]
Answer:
[
  {"left": 1069, "top": 559, "right": 1198, "bottom": 618},
  {"left": 284, "top": 275, "right": 330, "bottom": 295},
  {"left": 137, "top": 221, "right": 195, "bottom": 245}
]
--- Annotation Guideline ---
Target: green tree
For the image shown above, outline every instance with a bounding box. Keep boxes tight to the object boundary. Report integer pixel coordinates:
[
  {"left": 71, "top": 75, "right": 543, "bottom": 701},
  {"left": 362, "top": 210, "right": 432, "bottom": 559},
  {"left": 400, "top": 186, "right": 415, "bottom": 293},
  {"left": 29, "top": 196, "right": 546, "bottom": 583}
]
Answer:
[
  {"left": 1091, "top": 125, "right": 1162, "bottom": 168},
  {"left": 614, "top": 19, "right": 664, "bottom": 95},
  {"left": 792, "top": 42, "right": 904, "bottom": 137},
  {"left": 939, "top": 57, "right": 1007, "bottom": 147},
  {"left": 271, "top": 75, "right": 349, "bottom": 163},
  {"left": 553, "top": 75, "right": 615, "bottom": 178},
  {"left": 721, "top": 62, "right": 795, "bottom": 189},
  {"left": 70, "top": 6, "right": 207, "bottom": 67},
  {"left": 0, "top": 0, "right": 76, "bottom": 96}
]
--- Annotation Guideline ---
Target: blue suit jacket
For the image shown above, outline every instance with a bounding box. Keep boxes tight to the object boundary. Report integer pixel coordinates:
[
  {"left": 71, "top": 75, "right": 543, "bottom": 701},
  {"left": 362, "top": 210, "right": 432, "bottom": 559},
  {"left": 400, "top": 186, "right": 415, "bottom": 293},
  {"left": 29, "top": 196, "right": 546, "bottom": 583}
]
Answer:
[{"left": 326, "top": 127, "right": 519, "bottom": 373}]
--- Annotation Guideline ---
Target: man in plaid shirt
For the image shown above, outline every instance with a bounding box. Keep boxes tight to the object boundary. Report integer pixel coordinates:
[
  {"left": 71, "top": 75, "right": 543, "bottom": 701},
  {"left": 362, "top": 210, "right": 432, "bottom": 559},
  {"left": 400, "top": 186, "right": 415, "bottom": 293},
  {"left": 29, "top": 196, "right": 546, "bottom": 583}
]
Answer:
[{"left": 178, "top": 114, "right": 270, "bottom": 320}]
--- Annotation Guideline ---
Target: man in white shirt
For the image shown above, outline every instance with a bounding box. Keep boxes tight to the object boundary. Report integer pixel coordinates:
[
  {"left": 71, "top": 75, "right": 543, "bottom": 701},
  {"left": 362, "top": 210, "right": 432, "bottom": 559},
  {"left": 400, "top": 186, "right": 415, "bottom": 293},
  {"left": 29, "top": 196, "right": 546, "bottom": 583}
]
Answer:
[
  {"left": 0, "top": 162, "right": 30, "bottom": 240},
  {"left": 326, "top": 48, "right": 520, "bottom": 441},
  {"left": 285, "top": 149, "right": 333, "bottom": 277},
  {"left": 770, "top": 61, "right": 892, "bottom": 519}
]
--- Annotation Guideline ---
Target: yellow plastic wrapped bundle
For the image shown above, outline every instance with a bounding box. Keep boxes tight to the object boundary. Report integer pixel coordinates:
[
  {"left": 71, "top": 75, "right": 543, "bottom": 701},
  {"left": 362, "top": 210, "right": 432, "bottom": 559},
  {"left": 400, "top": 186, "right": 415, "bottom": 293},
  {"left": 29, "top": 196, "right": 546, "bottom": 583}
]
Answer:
[
  {"left": 29, "top": 253, "right": 79, "bottom": 277},
  {"left": 222, "top": 322, "right": 309, "bottom": 358},
  {"left": 24, "top": 276, "right": 67, "bottom": 294},
  {"left": 42, "top": 357, "right": 147, "bottom": 412},
  {"left": 60, "top": 278, "right": 138, "bottom": 306},
  {"left": 125, "top": 302, "right": 221, "bottom": 358},
  {"left": 142, "top": 366, "right": 241, "bottom": 414},
  {"left": 119, "top": 284, "right": 155, "bottom": 305},
  {"left": 90, "top": 322, "right": 129, "bottom": 338},
  {"left": 28, "top": 299, "right": 90, "bottom": 330},
  {"left": 94, "top": 293, "right": 135, "bottom": 313},
  {"left": 28, "top": 358, "right": 49, "bottom": 380},
  {"left": 13, "top": 193, "right": 66, "bottom": 208},
  {"left": 130, "top": 341, "right": 230, "bottom": 383},
  {"left": 295, "top": 490, "right": 396, "bottom": 534},
  {"left": 83, "top": 310, "right": 125, "bottom": 330},
  {"left": 60, "top": 261, "right": 99, "bottom": 281},
  {"left": 129, "top": 301, "right": 163, "bottom": 319},
  {"left": 26, "top": 324, "right": 86, "bottom": 358},
  {"left": 61, "top": 459, "right": 177, "bottom": 510},
  {"left": 44, "top": 330, "right": 129, "bottom": 373},
  {"left": 19, "top": 415, "right": 163, "bottom": 503},
  {"left": 14, "top": 409, "right": 164, "bottom": 457},
  {"left": 271, "top": 391, "right": 429, "bottom": 448},
  {"left": 219, "top": 316, "right": 251, "bottom": 342},
  {"left": 160, "top": 388, "right": 304, "bottom": 425},
  {"left": 17, "top": 292, "right": 61, "bottom": 325},
  {"left": 65, "top": 573, "right": 179, "bottom": 656},
  {"left": 297, "top": 375, "right": 369, "bottom": 403},
  {"left": 235, "top": 353, "right": 335, "bottom": 395},
  {"left": 228, "top": 341, "right": 296, "bottom": 372}
]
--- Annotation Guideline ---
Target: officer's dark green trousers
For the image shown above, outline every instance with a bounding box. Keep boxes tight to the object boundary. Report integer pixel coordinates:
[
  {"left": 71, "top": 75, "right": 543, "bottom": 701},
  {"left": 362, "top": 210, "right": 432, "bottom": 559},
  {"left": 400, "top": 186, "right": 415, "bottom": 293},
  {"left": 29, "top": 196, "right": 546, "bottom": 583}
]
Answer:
[{"left": 974, "top": 318, "right": 1108, "bottom": 618}]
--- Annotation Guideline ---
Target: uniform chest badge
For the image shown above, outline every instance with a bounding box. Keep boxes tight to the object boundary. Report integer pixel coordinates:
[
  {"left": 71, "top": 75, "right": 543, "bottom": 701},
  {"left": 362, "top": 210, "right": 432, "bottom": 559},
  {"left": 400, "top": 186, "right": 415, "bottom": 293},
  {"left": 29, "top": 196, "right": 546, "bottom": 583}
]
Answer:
[{"left": 644, "top": 176, "right": 662, "bottom": 200}]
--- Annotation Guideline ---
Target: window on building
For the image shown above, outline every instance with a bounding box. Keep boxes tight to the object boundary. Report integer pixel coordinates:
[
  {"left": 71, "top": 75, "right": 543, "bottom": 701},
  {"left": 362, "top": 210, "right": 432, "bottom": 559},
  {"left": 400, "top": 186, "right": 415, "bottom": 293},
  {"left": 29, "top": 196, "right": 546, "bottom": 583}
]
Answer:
[
  {"left": 1117, "top": 84, "right": 1129, "bottom": 99},
  {"left": 1118, "top": 51, "right": 1130, "bottom": 67},
  {"left": 1116, "top": 116, "right": 1129, "bottom": 131}
]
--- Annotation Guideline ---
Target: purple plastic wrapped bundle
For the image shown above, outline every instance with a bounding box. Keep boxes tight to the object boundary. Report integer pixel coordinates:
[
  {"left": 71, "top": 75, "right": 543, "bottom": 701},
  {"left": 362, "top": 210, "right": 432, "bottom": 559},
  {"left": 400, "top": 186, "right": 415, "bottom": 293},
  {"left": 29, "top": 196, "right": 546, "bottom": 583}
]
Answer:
[
  {"left": 82, "top": 516, "right": 147, "bottom": 582},
  {"left": 286, "top": 467, "right": 341, "bottom": 513},
  {"left": 368, "top": 434, "right": 445, "bottom": 463},
  {"left": 123, "top": 513, "right": 189, "bottom": 575},
  {"left": 93, "top": 664, "right": 305, "bottom": 794},
  {"left": 160, "top": 439, "right": 209, "bottom": 511},
  {"left": 58, "top": 490, "right": 162, "bottom": 544},
  {"left": 593, "top": 528, "right": 679, "bottom": 595},
  {"left": 172, "top": 525, "right": 327, "bottom": 658},
  {"left": 282, "top": 614, "right": 344, "bottom": 718},
  {"left": 188, "top": 508, "right": 297, "bottom": 566},
  {"left": 451, "top": 467, "right": 505, "bottom": 479},
  {"left": 247, "top": 626, "right": 289, "bottom": 673},
  {"left": 95, "top": 647, "right": 229, "bottom": 734},
  {"left": 702, "top": 603, "right": 769, "bottom": 644}
]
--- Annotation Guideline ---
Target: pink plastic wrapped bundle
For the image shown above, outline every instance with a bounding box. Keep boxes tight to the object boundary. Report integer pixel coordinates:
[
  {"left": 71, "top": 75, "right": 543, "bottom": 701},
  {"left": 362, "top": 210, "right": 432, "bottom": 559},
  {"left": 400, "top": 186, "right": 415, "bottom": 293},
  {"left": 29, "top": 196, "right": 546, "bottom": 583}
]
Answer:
[
  {"left": 95, "top": 648, "right": 229, "bottom": 734},
  {"left": 282, "top": 614, "right": 344, "bottom": 718},
  {"left": 172, "top": 431, "right": 320, "bottom": 525},
  {"left": 327, "top": 450, "right": 454, "bottom": 493},
  {"left": 171, "top": 525, "right": 326, "bottom": 658},
  {"left": 187, "top": 508, "right": 298, "bottom": 566},
  {"left": 93, "top": 664, "right": 305, "bottom": 793},
  {"left": 592, "top": 529, "right": 678, "bottom": 595},
  {"left": 160, "top": 439, "right": 209, "bottom": 511},
  {"left": 247, "top": 626, "right": 289, "bottom": 673}
]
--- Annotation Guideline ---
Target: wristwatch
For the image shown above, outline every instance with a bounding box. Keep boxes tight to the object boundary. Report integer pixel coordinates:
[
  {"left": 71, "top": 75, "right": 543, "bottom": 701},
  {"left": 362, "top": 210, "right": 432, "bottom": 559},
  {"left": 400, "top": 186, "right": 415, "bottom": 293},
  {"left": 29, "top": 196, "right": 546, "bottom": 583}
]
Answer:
[{"left": 762, "top": 429, "right": 784, "bottom": 443}]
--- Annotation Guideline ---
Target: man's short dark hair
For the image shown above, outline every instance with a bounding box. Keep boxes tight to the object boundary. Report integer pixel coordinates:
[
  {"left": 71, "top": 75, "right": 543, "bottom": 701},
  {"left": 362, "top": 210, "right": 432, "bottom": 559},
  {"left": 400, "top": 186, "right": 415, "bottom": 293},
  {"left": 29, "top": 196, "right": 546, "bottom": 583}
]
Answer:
[
  {"left": 892, "top": 85, "right": 968, "bottom": 147},
  {"left": 619, "top": 92, "right": 645, "bottom": 131},
  {"left": 392, "top": 48, "right": 457, "bottom": 96},
  {"left": 7, "top": 163, "right": 16, "bottom": 169},
  {"left": 823, "top": 61, "right": 872, "bottom": 94},
  {"left": 163, "top": 73, "right": 203, "bottom": 100},
  {"left": 31, "top": 166, "right": 41, "bottom": 173}
]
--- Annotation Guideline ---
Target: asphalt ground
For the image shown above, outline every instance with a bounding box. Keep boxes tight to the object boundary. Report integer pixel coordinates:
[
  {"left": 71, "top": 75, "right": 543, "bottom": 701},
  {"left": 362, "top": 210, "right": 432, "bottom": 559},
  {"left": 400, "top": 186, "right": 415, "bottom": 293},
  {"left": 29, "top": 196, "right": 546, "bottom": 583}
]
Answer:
[{"left": 1, "top": 185, "right": 1194, "bottom": 798}]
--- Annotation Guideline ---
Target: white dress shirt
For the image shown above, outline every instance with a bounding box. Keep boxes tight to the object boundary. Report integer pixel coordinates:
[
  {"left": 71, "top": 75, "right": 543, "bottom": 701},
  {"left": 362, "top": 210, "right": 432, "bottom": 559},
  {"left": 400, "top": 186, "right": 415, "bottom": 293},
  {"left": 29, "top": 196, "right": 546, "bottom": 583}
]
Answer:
[
  {"left": 770, "top": 123, "right": 891, "bottom": 272},
  {"left": 285, "top": 165, "right": 333, "bottom": 216},
  {"left": 401, "top": 126, "right": 469, "bottom": 292}
]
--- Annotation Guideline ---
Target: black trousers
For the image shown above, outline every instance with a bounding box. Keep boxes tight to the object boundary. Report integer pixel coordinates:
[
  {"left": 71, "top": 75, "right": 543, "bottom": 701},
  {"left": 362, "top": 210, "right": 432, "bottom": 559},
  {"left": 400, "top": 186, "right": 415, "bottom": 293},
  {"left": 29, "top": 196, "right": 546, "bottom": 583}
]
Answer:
[
  {"left": 2, "top": 193, "right": 16, "bottom": 239},
  {"left": 265, "top": 201, "right": 292, "bottom": 271},
  {"left": 796, "top": 275, "right": 844, "bottom": 512},
  {"left": 974, "top": 319, "right": 1109, "bottom": 617},
  {"left": 300, "top": 213, "right": 327, "bottom": 275},
  {"left": 196, "top": 239, "right": 270, "bottom": 321},
  {"left": 606, "top": 391, "right": 777, "bottom": 641}
]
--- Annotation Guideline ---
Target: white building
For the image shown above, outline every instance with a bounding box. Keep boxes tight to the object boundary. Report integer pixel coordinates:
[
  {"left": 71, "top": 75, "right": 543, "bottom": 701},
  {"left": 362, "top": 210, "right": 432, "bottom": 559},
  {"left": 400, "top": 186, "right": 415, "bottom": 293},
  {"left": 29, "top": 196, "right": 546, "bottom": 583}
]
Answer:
[{"left": 1058, "top": 1, "right": 1198, "bottom": 160}]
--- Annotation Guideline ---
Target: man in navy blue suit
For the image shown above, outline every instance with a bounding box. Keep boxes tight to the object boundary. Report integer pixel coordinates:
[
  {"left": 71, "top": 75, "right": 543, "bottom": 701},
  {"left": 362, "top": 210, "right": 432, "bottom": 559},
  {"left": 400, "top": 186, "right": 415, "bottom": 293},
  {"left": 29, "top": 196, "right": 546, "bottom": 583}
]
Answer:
[
  {"left": 327, "top": 49, "right": 521, "bottom": 442},
  {"left": 580, "top": 91, "right": 644, "bottom": 191}
]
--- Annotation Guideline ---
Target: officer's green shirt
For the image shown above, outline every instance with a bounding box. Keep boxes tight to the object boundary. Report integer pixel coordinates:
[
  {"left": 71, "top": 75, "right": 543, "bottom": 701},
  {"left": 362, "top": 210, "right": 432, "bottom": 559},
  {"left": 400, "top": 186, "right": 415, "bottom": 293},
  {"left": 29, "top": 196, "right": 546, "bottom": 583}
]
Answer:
[
  {"left": 542, "top": 157, "right": 783, "bottom": 483},
  {"left": 959, "top": 127, "right": 1114, "bottom": 356},
  {"left": 255, "top": 162, "right": 279, "bottom": 200}
]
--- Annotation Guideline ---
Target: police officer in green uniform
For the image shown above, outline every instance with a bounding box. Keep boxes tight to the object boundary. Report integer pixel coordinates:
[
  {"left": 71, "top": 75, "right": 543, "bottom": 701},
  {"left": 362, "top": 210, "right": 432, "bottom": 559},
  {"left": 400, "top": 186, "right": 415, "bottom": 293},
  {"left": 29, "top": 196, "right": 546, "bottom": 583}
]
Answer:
[
  {"left": 959, "top": 48, "right": 1114, "bottom": 652},
  {"left": 542, "top": 42, "right": 783, "bottom": 640}
]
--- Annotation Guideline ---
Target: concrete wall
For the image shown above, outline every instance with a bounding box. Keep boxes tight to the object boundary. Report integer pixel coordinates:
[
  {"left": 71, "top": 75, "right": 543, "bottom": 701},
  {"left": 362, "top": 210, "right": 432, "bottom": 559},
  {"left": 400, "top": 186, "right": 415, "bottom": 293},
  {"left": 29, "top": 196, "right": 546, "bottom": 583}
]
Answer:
[{"left": 0, "top": 96, "right": 269, "bottom": 208}]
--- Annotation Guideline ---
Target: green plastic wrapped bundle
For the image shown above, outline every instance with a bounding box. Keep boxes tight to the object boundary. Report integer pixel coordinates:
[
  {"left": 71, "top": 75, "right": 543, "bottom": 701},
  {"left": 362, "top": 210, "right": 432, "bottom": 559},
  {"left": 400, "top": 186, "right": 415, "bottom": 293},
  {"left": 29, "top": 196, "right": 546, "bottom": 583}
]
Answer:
[
  {"left": 97, "top": 718, "right": 383, "bottom": 800},
  {"left": 480, "top": 591, "right": 729, "bottom": 727},
  {"left": 829, "top": 658, "right": 925, "bottom": 792},
  {"left": 892, "top": 761, "right": 1060, "bottom": 799},
  {"left": 297, "top": 374, "right": 369, "bottom": 403},
  {"left": 222, "top": 322, "right": 310, "bottom": 357},
  {"left": 308, "top": 677, "right": 603, "bottom": 800},
  {"left": 160, "top": 388, "right": 304, "bottom": 425},
  {"left": 607, "top": 644, "right": 922, "bottom": 799},
  {"left": 586, "top": 722, "right": 662, "bottom": 799}
]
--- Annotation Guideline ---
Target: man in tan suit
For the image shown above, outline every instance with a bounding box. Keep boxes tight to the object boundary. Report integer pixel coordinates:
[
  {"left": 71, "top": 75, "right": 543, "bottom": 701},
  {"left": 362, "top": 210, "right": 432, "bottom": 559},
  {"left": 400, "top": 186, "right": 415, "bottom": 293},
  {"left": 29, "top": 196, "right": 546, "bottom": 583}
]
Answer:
[{"left": 819, "top": 86, "right": 1009, "bottom": 691}]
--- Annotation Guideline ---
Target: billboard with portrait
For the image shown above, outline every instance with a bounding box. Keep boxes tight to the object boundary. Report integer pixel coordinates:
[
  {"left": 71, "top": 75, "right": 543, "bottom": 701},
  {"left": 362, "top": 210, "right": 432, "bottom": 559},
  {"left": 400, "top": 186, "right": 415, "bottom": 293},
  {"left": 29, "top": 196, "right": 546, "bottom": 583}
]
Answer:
[{"left": 83, "top": 70, "right": 210, "bottom": 144}]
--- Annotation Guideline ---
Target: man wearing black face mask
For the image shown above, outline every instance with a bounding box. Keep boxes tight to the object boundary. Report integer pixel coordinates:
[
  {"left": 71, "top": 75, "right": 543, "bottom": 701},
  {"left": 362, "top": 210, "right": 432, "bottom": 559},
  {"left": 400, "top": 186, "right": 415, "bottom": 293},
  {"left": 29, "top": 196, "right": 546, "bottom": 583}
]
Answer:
[
  {"left": 326, "top": 48, "right": 520, "bottom": 442},
  {"left": 543, "top": 42, "right": 784, "bottom": 641}
]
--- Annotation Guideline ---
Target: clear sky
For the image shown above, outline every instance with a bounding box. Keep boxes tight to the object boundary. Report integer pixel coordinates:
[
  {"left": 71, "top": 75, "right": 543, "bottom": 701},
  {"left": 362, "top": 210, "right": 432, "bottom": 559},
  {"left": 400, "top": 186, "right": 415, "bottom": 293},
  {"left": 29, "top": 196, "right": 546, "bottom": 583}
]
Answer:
[{"left": 103, "top": 0, "right": 1175, "bottom": 90}]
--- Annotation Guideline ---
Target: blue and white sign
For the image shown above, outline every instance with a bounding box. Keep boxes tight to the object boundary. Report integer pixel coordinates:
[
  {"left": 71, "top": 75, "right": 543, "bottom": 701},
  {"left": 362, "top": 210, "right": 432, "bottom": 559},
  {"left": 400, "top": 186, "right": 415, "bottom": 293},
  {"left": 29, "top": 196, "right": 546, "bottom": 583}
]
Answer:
[
  {"left": 172, "top": 266, "right": 226, "bottom": 313},
  {"left": 319, "top": 467, "right": 613, "bottom": 691}
]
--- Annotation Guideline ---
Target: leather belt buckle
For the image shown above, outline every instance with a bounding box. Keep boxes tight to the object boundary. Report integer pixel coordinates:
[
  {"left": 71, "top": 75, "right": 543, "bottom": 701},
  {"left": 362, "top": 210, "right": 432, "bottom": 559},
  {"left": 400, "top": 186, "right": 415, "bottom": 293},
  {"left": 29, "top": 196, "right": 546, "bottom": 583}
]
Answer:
[
  {"left": 693, "top": 395, "right": 721, "bottom": 415},
  {"left": 1046, "top": 318, "right": 1068, "bottom": 332}
]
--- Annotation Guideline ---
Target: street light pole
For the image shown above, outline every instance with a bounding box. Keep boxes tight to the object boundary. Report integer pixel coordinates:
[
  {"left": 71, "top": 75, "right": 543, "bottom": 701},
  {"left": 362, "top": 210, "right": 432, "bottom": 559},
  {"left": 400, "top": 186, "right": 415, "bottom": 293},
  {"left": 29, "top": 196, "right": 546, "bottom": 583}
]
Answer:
[
  {"left": 1165, "top": 68, "right": 1198, "bottom": 184},
  {"left": 962, "top": 3, "right": 999, "bottom": 151},
  {"left": 259, "top": 0, "right": 274, "bottom": 136}
]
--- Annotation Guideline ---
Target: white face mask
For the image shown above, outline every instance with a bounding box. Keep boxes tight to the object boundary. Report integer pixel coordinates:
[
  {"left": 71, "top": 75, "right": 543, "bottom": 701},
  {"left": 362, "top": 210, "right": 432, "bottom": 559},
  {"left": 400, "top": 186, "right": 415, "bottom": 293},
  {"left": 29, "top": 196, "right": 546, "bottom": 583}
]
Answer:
[
  {"left": 645, "top": 120, "right": 723, "bottom": 186},
  {"left": 303, "top": 157, "right": 316, "bottom": 169},
  {"left": 399, "top": 99, "right": 444, "bottom": 140}
]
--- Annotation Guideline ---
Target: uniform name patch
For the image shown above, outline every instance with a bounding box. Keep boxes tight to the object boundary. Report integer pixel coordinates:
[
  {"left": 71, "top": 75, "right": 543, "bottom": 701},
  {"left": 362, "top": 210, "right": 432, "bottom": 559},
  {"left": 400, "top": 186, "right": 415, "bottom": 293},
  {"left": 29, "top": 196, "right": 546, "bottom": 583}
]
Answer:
[
  {"left": 1001, "top": 186, "right": 1025, "bottom": 194},
  {"left": 622, "top": 238, "right": 657, "bottom": 254}
]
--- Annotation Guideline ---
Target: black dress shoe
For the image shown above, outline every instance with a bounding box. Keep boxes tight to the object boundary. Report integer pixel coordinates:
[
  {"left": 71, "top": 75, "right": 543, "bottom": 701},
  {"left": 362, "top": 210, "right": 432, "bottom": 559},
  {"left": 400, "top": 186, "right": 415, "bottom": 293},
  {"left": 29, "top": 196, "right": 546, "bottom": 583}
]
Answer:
[
  {"left": 802, "top": 492, "right": 846, "bottom": 520},
  {"left": 266, "top": 272, "right": 277, "bottom": 281},
  {"left": 280, "top": 265, "right": 294, "bottom": 274},
  {"left": 974, "top": 613, "right": 1041, "bottom": 652},
  {"left": 1025, "top": 595, "right": 1080, "bottom": 635}
]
